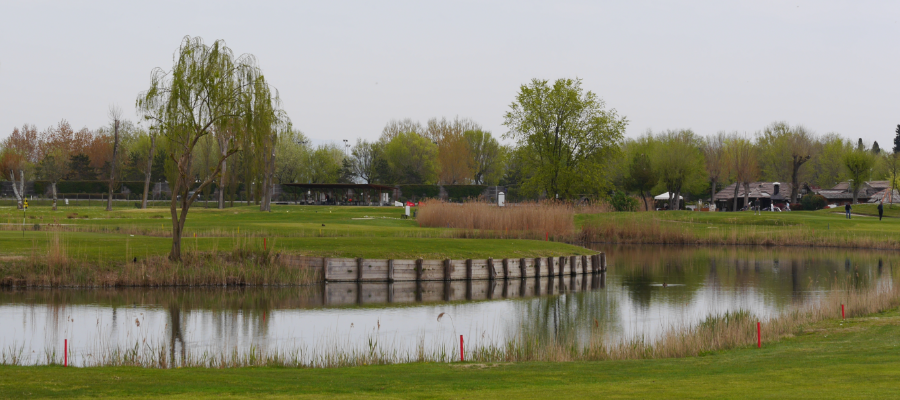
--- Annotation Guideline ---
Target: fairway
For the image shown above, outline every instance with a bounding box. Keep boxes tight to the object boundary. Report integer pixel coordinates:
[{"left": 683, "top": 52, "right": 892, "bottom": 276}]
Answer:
[{"left": 0, "top": 204, "right": 590, "bottom": 261}]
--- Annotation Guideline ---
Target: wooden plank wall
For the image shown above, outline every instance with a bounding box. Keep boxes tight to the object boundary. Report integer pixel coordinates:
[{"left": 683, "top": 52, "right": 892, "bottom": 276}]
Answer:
[{"left": 287, "top": 253, "right": 606, "bottom": 282}]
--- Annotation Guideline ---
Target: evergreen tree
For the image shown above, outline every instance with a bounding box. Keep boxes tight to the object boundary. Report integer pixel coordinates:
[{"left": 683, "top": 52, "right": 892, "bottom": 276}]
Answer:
[
  {"left": 872, "top": 141, "right": 881, "bottom": 155},
  {"left": 66, "top": 153, "right": 98, "bottom": 180},
  {"left": 894, "top": 125, "right": 900, "bottom": 153}
]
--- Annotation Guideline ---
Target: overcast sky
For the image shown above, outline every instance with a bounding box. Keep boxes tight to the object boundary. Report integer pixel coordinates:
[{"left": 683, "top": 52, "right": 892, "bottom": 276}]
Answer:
[{"left": 1, "top": 0, "right": 898, "bottom": 147}]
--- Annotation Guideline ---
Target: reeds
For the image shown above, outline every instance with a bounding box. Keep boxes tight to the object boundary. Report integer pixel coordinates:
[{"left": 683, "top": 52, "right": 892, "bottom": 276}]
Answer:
[
  {"left": 417, "top": 200, "right": 577, "bottom": 240},
  {"left": 581, "top": 214, "right": 900, "bottom": 250},
  {"left": 0, "top": 244, "right": 319, "bottom": 288},
  {"left": 463, "top": 279, "right": 899, "bottom": 362}
]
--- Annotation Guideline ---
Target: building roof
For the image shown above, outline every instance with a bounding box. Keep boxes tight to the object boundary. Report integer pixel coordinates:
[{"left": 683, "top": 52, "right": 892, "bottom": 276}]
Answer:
[
  {"left": 714, "top": 182, "right": 793, "bottom": 201},
  {"left": 281, "top": 183, "right": 395, "bottom": 191},
  {"left": 868, "top": 188, "right": 900, "bottom": 203}
]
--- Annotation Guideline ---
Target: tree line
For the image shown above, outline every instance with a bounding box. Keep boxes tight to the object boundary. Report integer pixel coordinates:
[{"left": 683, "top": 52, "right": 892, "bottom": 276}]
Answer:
[
  {"left": 611, "top": 124, "right": 900, "bottom": 211},
  {"left": 2, "top": 36, "right": 898, "bottom": 259}
]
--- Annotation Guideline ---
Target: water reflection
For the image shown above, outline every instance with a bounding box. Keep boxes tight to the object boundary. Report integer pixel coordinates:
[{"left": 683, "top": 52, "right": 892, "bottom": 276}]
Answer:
[{"left": 1, "top": 245, "right": 896, "bottom": 365}]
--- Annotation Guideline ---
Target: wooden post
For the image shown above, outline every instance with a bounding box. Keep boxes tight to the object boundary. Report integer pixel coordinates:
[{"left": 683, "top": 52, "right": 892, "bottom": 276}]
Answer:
[
  {"left": 387, "top": 259, "right": 394, "bottom": 283},
  {"left": 502, "top": 258, "right": 509, "bottom": 280},
  {"left": 570, "top": 256, "right": 577, "bottom": 276},
  {"left": 519, "top": 258, "right": 527, "bottom": 279},
  {"left": 488, "top": 258, "right": 495, "bottom": 281},
  {"left": 416, "top": 259, "right": 423, "bottom": 282},
  {"left": 600, "top": 253, "right": 607, "bottom": 272},
  {"left": 357, "top": 258, "right": 364, "bottom": 281},
  {"left": 323, "top": 257, "right": 331, "bottom": 282},
  {"left": 547, "top": 257, "right": 555, "bottom": 276},
  {"left": 387, "top": 282, "right": 394, "bottom": 303},
  {"left": 591, "top": 254, "right": 600, "bottom": 274},
  {"left": 535, "top": 258, "right": 543, "bottom": 278},
  {"left": 559, "top": 256, "right": 566, "bottom": 277},
  {"left": 581, "top": 255, "right": 588, "bottom": 275},
  {"left": 444, "top": 259, "right": 451, "bottom": 281},
  {"left": 465, "top": 259, "right": 473, "bottom": 281}
]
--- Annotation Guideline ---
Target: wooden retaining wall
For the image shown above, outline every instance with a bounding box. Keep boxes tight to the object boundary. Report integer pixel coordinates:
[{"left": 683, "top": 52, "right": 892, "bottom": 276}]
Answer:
[
  {"left": 322, "top": 273, "right": 607, "bottom": 306},
  {"left": 282, "top": 253, "right": 606, "bottom": 282}
]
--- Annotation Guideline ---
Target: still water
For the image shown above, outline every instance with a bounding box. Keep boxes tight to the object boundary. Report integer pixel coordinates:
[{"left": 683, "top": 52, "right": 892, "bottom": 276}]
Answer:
[{"left": 1, "top": 245, "right": 897, "bottom": 365}]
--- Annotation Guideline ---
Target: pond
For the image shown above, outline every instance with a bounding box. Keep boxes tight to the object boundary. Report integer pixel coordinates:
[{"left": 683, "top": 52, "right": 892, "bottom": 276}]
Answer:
[{"left": 1, "top": 245, "right": 896, "bottom": 366}]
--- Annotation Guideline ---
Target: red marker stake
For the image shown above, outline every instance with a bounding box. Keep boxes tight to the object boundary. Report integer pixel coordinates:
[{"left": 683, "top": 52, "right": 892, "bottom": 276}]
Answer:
[
  {"left": 64, "top": 339, "right": 68, "bottom": 367},
  {"left": 757, "top": 322, "right": 761, "bottom": 348},
  {"left": 460, "top": 335, "right": 464, "bottom": 362},
  {"left": 545, "top": 232, "right": 548, "bottom": 241},
  {"left": 842, "top": 304, "right": 845, "bottom": 320}
]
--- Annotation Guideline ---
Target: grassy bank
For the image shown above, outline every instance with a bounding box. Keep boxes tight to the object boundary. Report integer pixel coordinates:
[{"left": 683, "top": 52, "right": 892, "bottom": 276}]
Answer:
[
  {"left": 0, "top": 204, "right": 591, "bottom": 287},
  {"left": 2, "top": 301, "right": 899, "bottom": 398},
  {"left": 580, "top": 209, "right": 900, "bottom": 249}
]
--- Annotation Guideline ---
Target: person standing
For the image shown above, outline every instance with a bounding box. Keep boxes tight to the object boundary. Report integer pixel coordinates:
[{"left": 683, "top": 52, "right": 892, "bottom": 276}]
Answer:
[
  {"left": 845, "top": 203, "right": 852, "bottom": 219},
  {"left": 754, "top": 199, "right": 760, "bottom": 215},
  {"left": 878, "top": 201, "right": 884, "bottom": 221}
]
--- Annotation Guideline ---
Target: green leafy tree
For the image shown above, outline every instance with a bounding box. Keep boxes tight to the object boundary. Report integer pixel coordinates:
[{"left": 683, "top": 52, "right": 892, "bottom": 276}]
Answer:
[
  {"left": 757, "top": 122, "right": 815, "bottom": 202},
  {"left": 503, "top": 78, "right": 626, "bottom": 199},
  {"left": 624, "top": 134, "right": 657, "bottom": 211},
  {"left": 464, "top": 129, "right": 504, "bottom": 185},
  {"left": 349, "top": 138, "right": 381, "bottom": 184},
  {"left": 308, "top": 144, "right": 345, "bottom": 183},
  {"left": 136, "top": 36, "right": 289, "bottom": 261},
  {"left": 274, "top": 129, "right": 311, "bottom": 184},
  {"left": 842, "top": 148, "right": 875, "bottom": 204},
  {"left": 652, "top": 129, "right": 707, "bottom": 210},
  {"left": 382, "top": 131, "right": 439, "bottom": 184},
  {"left": 808, "top": 133, "right": 850, "bottom": 188}
]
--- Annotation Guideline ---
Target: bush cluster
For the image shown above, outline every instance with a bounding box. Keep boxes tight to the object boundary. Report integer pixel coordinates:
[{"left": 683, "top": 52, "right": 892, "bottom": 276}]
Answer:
[{"left": 800, "top": 194, "right": 827, "bottom": 211}]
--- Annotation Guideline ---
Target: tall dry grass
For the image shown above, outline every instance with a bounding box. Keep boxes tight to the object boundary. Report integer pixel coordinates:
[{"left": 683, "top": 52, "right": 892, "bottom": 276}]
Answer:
[
  {"left": 417, "top": 200, "right": 576, "bottom": 240},
  {"left": 0, "top": 237, "right": 319, "bottom": 288},
  {"left": 465, "top": 279, "right": 899, "bottom": 362},
  {"left": 581, "top": 215, "right": 900, "bottom": 250}
]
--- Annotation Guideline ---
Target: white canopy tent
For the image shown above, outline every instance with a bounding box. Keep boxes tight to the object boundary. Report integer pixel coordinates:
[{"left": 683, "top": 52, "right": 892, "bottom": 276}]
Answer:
[{"left": 653, "top": 192, "right": 683, "bottom": 201}]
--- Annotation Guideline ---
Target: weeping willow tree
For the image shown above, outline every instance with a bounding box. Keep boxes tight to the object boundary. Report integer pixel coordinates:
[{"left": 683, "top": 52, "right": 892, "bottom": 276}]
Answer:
[{"left": 136, "top": 36, "right": 289, "bottom": 261}]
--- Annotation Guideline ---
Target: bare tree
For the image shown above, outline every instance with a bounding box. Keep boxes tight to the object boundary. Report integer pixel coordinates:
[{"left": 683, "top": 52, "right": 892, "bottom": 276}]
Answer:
[
  {"left": 725, "top": 133, "right": 757, "bottom": 211},
  {"left": 37, "top": 120, "right": 74, "bottom": 210},
  {"left": 1, "top": 125, "right": 39, "bottom": 209},
  {"left": 702, "top": 132, "right": 728, "bottom": 207},
  {"left": 106, "top": 105, "right": 122, "bottom": 211},
  {"left": 141, "top": 128, "right": 157, "bottom": 209}
]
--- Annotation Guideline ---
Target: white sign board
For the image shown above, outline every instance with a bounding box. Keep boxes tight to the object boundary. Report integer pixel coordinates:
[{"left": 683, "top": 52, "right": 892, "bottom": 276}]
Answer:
[{"left": 498, "top": 192, "right": 505, "bottom": 207}]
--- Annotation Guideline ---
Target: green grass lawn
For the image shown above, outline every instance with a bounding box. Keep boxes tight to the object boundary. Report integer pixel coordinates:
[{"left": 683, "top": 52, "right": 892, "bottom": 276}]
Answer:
[
  {"left": 2, "top": 308, "right": 898, "bottom": 398},
  {"left": 0, "top": 204, "right": 589, "bottom": 260}
]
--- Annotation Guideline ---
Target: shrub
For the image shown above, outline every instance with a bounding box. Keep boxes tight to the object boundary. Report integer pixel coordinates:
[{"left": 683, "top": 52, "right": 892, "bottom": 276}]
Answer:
[
  {"left": 800, "top": 194, "right": 827, "bottom": 211},
  {"left": 609, "top": 191, "right": 639, "bottom": 212}
]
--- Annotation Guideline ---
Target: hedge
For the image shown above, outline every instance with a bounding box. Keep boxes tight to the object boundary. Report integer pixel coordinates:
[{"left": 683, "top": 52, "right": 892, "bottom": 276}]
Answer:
[
  {"left": 398, "top": 185, "right": 440, "bottom": 201},
  {"left": 443, "top": 185, "right": 487, "bottom": 201}
]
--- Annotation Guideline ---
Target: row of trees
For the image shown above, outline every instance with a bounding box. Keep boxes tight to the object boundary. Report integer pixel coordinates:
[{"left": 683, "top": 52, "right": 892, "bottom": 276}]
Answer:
[
  {"left": 612, "top": 123, "right": 900, "bottom": 210},
  {"left": 2, "top": 33, "right": 897, "bottom": 259}
]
